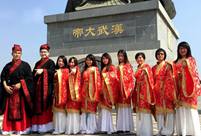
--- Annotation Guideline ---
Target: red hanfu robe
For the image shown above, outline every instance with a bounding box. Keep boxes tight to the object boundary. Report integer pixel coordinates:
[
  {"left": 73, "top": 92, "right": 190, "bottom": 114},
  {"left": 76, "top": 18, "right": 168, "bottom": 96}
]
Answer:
[
  {"left": 152, "top": 61, "right": 177, "bottom": 114},
  {"left": 100, "top": 65, "right": 119, "bottom": 110},
  {"left": 132, "top": 63, "right": 154, "bottom": 113},
  {"left": 0, "top": 60, "right": 33, "bottom": 132},
  {"left": 81, "top": 66, "right": 101, "bottom": 113},
  {"left": 53, "top": 68, "right": 69, "bottom": 112},
  {"left": 174, "top": 57, "right": 201, "bottom": 109},
  {"left": 66, "top": 66, "right": 81, "bottom": 113},
  {"left": 32, "top": 58, "right": 55, "bottom": 125},
  {"left": 117, "top": 63, "right": 134, "bottom": 107}
]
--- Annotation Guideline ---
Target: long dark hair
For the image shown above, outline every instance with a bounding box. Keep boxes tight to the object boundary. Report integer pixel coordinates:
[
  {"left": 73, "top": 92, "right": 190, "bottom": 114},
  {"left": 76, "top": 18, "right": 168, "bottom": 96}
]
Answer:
[
  {"left": 68, "top": 57, "right": 78, "bottom": 72},
  {"left": 69, "top": 57, "right": 78, "bottom": 66},
  {"left": 101, "top": 52, "right": 112, "bottom": 71},
  {"left": 117, "top": 49, "right": 129, "bottom": 64},
  {"left": 83, "top": 54, "right": 97, "bottom": 71},
  {"left": 155, "top": 48, "right": 167, "bottom": 60},
  {"left": 55, "top": 55, "right": 68, "bottom": 69},
  {"left": 175, "top": 41, "right": 192, "bottom": 63}
]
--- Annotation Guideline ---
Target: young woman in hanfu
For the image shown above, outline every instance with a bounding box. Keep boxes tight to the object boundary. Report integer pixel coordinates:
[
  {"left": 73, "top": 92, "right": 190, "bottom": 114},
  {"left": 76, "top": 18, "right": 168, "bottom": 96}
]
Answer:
[
  {"left": 80, "top": 54, "right": 101, "bottom": 134},
  {"left": 65, "top": 57, "right": 81, "bottom": 134},
  {"left": 174, "top": 41, "right": 201, "bottom": 136},
  {"left": 0, "top": 44, "right": 33, "bottom": 135},
  {"left": 152, "top": 48, "right": 177, "bottom": 135},
  {"left": 116, "top": 49, "right": 134, "bottom": 133},
  {"left": 52, "top": 55, "right": 69, "bottom": 134},
  {"left": 98, "top": 53, "right": 119, "bottom": 134},
  {"left": 132, "top": 52, "right": 155, "bottom": 136},
  {"left": 32, "top": 44, "right": 55, "bottom": 133}
]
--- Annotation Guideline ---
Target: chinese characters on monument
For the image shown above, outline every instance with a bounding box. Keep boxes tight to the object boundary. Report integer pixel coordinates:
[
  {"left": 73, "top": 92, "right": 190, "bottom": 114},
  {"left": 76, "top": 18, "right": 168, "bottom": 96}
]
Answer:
[{"left": 72, "top": 23, "right": 124, "bottom": 38}]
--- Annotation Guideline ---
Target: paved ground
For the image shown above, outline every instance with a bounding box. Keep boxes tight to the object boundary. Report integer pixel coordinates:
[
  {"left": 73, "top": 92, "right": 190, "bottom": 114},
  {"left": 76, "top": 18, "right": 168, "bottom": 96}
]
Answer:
[
  {"left": 0, "top": 113, "right": 155, "bottom": 135},
  {"left": 0, "top": 112, "right": 201, "bottom": 136}
]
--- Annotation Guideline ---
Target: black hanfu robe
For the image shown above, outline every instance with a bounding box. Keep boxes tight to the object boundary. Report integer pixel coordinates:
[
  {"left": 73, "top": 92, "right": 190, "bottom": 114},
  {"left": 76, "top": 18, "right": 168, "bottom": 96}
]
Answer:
[
  {"left": 31, "top": 58, "right": 55, "bottom": 132},
  {"left": 0, "top": 60, "right": 33, "bottom": 133}
]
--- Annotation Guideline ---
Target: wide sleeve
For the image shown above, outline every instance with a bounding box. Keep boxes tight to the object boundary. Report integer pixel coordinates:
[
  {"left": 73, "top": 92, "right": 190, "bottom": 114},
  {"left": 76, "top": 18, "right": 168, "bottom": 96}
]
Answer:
[
  {"left": 108, "top": 65, "right": 119, "bottom": 104},
  {"left": 0, "top": 64, "right": 10, "bottom": 114},
  {"left": 164, "top": 63, "right": 177, "bottom": 102},
  {"left": 143, "top": 64, "right": 155, "bottom": 104},
  {"left": 186, "top": 57, "right": 201, "bottom": 96},
  {"left": 121, "top": 64, "right": 135, "bottom": 99},
  {"left": 76, "top": 67, "right": 82, "bottom": 101},
  {"left": 95, "top": 67, "right": 102, "bottom": 102},
  {"left": 20, "top": 62, "right": 34, "bottom": 114},
  {"left": 45, "top": 60, "right": 56, "bottom": 101}
]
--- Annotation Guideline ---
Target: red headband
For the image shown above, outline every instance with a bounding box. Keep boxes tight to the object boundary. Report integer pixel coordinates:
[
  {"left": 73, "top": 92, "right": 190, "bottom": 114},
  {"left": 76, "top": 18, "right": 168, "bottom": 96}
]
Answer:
[
  {"left": 12, "top": 44, "right": 22, "bottom": 52},
  {"left": 40, "top": 44, "right": 50, "bottom": 51}
]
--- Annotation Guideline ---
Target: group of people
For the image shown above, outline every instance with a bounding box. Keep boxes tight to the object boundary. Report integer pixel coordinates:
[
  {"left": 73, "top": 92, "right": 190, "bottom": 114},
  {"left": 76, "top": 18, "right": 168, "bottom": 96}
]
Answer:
[{"left": 0, "top": 41, "right": 200, "bottom": 136}]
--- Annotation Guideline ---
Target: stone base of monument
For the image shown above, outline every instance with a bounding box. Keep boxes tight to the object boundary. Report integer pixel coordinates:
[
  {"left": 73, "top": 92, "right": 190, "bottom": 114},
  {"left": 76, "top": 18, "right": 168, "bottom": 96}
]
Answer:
[{"left": 44, "top": 0, "right": 178, "bottom": 67}]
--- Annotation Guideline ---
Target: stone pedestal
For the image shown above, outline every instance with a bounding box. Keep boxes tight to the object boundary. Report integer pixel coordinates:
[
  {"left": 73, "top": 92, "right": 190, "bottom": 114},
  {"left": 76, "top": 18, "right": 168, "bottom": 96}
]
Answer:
[{"left": 44, "top": 0, "right": 179, "bottom": 67}]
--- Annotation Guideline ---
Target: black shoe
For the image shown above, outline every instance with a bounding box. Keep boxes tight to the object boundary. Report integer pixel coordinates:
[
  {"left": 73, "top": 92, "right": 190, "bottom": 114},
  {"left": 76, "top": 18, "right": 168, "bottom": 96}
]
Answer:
[{"left": 117, "top": 130, "right": 124, "bottom": 134}]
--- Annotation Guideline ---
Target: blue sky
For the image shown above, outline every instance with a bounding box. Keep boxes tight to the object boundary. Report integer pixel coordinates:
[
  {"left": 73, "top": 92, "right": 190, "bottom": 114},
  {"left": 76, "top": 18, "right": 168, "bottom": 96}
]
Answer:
[{"left": 0, "top": 0, "right": 201, "bottom": 74}]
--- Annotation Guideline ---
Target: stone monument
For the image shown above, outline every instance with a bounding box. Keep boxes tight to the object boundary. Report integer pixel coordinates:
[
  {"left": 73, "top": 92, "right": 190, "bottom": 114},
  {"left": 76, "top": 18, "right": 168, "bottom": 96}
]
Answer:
[
  {"left": 44, "top": 0, "right": 179, "bottom": 67},
  {"left": 65, "top": 0, "right": 176, "bottom": 19}
]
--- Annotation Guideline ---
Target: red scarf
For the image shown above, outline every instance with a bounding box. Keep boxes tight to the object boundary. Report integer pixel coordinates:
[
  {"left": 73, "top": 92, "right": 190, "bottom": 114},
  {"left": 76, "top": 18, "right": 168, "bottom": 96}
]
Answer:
[
  {"left": 35, "top": 58, "right": 49, "bottom": 114},
  {"left": 8, "top": 59, "right": 22, "bottom": 120}
]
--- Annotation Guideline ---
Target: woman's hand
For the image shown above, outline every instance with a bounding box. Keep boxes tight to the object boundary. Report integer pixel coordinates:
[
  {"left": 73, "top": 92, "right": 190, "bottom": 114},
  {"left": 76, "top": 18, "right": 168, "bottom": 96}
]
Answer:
[
  {"left": 35, "top": 69, "right": 44, "bottom": 75},
  {"left": 13, "top": 83, "right": 21, "bottom": 90},
  {"left": 4, "top": 84, "right": 13, "bottom": 94},
  {"left": 70, "top": 68, "right": 76, "bottom": 74}
]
